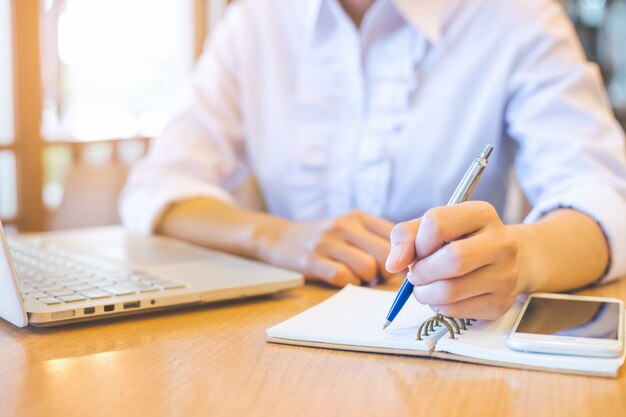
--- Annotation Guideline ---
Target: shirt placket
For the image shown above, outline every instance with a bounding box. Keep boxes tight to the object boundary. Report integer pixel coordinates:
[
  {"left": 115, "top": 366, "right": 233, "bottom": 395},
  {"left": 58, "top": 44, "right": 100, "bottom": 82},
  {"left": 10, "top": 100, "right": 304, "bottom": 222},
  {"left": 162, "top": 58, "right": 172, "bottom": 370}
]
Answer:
[
  {"left": 353, "top": 25, "right": 424, "bottom": 217},
  {"left": 326, "top": 28, "right": 365, "bottom": 217}
]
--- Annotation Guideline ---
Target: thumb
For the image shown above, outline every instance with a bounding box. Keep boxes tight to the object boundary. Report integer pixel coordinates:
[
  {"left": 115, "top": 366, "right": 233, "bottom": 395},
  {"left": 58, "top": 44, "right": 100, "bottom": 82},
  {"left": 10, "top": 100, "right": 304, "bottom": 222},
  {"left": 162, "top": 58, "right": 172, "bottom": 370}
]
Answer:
[{"left": 385, "top": 219, "right": 421, "bottom": 273}]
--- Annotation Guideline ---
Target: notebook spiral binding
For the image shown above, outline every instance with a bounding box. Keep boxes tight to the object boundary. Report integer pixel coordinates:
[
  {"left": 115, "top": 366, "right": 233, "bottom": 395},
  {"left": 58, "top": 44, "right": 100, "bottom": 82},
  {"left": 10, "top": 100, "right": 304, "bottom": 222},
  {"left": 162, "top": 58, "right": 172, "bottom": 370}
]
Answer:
[{"left": 416, "top": 315, "right": 476, "bottom": 340}]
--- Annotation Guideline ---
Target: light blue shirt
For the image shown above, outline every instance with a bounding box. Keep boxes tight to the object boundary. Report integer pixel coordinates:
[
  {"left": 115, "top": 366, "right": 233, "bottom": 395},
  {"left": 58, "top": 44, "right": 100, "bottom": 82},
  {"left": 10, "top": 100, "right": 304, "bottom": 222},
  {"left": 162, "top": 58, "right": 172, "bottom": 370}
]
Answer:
[{"left": 121, "top": 0, "right": 626, "bottom": 281}]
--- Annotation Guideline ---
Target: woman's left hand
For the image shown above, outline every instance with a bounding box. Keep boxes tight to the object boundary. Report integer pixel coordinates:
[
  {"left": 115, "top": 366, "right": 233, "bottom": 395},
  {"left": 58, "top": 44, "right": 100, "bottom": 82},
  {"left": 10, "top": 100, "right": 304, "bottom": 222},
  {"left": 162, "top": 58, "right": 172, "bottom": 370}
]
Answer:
[{"left": 385, "top": 201, "right": 522, "bottom": 320}]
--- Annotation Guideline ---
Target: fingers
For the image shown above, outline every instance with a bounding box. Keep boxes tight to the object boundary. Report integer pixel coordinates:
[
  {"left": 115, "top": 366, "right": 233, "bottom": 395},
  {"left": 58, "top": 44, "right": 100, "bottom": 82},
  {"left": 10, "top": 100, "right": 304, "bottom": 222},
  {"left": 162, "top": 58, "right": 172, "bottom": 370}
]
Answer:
[
  {"left": 344, "top": 227, "right": 391, "bottom": 263},
  {"left": 353, "top": 210, "right": 394, "bottom": 238},
  {"left": 352, "top": 234, "right": 395, "bottom": 281},
  {"left": 415, "top": 201, "right": 497, "bottom": 259},
  {"left": 327, "top": 212, "right": 394, "bottom": 280},
  {"left": 301, "top": 210, "right": 414, "bottom": 286},
  {"left": 407, "top": 231, "right": 500, "bottom": 286},
  {"left": 387, "top": 201, "right": 519, "bottom": 320},
  {"left": 267, "top": 211, "right": 397, "bottom": 287},
  {"left": 385, "top": 219, "right": 420, "bottom": 273},
  {"left": 411, "top": 265, "right": 500, "bottom": 305},
  {"left": 318, "top": 236, "right": 379, "bottom": 282},
  {"left": 386, "top": 201, "right": 499, "bottom": 274},
  {"left": 408, "top": 222, "right": 519, "bottom": 320},
  {"left": 428, "top": 292, "right": 514, "bottom": 321},
  {"left": 304, "top": 255, "right": 361, "bottom": 287}
]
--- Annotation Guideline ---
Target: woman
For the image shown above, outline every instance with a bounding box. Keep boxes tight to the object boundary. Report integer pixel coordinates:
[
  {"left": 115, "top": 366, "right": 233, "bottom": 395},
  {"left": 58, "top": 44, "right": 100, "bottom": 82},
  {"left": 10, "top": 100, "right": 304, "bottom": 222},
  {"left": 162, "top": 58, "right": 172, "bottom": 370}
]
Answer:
[{"left": 120, "top": 0, "right": 626, "bottom": 320}]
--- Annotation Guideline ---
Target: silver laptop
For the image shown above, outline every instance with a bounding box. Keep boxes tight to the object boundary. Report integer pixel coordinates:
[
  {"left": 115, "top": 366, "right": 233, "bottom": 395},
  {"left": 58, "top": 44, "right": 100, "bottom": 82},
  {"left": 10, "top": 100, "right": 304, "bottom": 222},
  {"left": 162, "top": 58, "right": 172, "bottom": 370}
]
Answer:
[{"left": 0, "top": 221, "right": 303, "bottom": 327}]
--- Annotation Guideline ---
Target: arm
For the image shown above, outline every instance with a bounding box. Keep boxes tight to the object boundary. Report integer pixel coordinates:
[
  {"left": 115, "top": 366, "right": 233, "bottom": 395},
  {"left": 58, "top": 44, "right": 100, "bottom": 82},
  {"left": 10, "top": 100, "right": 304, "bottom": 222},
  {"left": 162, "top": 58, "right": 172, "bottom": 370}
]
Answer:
[
  {"left": 120, "top": 4, "right": 396, "bottom": 287},
  {"left": 158, "top": 198, "right": 395, "bottom": 286},
  {"left": 511, "top": 209, "right": 609, "bottom": 293},
  {"left": 386, "top": 1, "right": 626, "bottom": 320},
  {"left": 385, "top": 203, "right": 609, "bottom": 320}
]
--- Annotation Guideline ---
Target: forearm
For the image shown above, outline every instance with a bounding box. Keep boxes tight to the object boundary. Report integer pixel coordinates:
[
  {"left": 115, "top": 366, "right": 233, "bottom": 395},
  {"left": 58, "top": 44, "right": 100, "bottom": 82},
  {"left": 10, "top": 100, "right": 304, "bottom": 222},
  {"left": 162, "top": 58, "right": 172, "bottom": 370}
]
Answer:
[
  {"left": 157, "top": 198, "right": 396, "bottom": 286},
  {"left": 156, "top": 197, "right": 289, "bottom": 260},
  {"left": 512, "top": 208, "right": 610, "bottom": 294}
]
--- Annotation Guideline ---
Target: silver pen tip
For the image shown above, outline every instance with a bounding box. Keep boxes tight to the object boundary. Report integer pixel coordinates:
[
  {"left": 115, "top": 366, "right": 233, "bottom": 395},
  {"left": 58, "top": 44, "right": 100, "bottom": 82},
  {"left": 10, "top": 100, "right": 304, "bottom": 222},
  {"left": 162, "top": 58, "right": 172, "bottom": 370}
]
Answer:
[
  {"left": 383, "top": 320, "right": 391, "bottom": 330},
  {"left": 480, "top": 144, "right": 494, "bottom": 160}
]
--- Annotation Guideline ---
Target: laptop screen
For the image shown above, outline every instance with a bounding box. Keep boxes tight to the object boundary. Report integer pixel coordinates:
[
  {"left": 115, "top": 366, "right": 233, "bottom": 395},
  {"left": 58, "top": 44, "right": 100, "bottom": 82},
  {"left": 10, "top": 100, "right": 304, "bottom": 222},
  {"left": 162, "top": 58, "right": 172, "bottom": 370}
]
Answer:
[{"left": 0, "top": 219, "right": 28, "bottom": 327}]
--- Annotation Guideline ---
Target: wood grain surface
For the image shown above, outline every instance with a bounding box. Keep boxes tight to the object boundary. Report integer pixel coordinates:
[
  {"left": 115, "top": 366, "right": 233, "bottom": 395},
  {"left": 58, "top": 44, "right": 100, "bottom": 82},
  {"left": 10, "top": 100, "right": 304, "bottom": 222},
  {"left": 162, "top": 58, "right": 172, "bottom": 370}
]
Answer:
[{"left": 1, "top": 275, "right": 625, "bottom": 417}]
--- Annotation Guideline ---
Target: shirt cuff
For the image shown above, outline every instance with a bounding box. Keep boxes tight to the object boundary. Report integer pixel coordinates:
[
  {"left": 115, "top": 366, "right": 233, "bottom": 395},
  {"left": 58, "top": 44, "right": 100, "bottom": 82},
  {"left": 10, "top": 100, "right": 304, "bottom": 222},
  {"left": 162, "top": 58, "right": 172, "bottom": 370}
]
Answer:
[
  {"left": 524, "top": 185, "right": 626, "bottom": 283},
  {"left": 119, "top": 173, "right": 237, "bottom": 235}
]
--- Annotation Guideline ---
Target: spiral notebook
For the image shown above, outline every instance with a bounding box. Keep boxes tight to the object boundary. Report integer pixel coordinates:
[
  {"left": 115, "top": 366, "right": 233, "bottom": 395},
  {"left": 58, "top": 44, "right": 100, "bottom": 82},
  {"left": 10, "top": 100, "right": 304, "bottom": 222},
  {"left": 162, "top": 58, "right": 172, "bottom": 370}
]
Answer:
[{"left": 266, "top": 285, "right": 625, "bottom": 378}]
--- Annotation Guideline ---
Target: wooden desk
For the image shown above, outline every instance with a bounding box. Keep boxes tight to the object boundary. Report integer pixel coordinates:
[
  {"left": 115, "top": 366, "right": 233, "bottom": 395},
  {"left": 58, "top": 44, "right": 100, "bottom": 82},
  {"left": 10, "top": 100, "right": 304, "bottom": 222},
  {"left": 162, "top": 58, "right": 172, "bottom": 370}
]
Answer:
[{"left": 1, "top": 277, "right": 626, "bottom": 417}]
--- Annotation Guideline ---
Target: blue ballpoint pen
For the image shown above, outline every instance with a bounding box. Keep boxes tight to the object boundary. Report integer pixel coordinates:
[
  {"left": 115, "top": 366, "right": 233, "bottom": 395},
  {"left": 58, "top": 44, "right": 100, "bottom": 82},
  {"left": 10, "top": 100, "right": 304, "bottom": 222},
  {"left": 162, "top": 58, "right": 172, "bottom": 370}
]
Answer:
[{"left": 382, "top": 144, "right": 494, "bottom": 330}]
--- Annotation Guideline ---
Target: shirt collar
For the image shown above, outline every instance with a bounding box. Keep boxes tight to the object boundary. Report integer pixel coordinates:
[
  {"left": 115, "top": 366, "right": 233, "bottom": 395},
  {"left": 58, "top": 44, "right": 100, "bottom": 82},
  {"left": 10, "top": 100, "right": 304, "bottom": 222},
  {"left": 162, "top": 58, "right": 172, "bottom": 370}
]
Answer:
[{"left": 306, "top": 0, "right": 448, "bottom": 44}]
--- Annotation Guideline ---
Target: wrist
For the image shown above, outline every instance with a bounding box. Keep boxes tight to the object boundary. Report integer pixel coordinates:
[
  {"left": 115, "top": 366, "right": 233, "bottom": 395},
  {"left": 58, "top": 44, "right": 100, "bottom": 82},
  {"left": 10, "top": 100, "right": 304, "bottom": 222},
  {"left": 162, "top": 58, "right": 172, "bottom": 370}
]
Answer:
[
  {"left": 508, "top": 209, "right": 611, "bottom": 295},
  {"left": 507, "top": 223, "right": 540, "bottom": 294},
  {"left": 248, "top": 215, "right": 293, "bottom": 262}
]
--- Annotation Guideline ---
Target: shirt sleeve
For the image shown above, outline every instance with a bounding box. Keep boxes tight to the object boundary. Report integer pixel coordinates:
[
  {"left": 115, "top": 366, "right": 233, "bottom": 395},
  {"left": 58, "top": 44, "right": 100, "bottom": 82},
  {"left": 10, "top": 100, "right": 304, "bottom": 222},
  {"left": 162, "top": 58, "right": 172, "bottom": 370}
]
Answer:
[
  {"left": 505, "top": 0, "right": 626, "bottom": 282},
  {"left": 119, "top": 4, "right": 246, "bottom": 235}
]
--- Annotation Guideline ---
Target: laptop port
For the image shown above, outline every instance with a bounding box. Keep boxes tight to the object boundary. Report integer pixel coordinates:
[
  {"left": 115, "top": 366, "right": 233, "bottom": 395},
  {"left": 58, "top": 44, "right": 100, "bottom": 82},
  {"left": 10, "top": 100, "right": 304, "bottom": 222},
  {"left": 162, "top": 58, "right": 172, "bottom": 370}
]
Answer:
[
  {"left": 123, "top": 301, "right": 140, "bottom": 310},
  {"left": 104, "top": 305, "right": 115, "bottom": 312},
  {"left": 51, "top": 310, "right": 75, "bottom": 320},
  {"left": 83, "top": 307, "right": 95, "bottom": 315}
]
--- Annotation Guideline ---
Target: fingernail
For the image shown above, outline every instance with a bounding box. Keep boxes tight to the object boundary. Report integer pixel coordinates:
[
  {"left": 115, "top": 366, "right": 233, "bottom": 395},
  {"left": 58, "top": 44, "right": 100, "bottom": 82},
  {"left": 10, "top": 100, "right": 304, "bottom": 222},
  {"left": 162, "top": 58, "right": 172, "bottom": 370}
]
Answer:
[
  {"left": 406, "top": 263, "right": 420, "bottom": 285},
  {"left": 386, "top": 244, "right": 405, "bottom": 269},
  {"left": 406, "top": 268, "right": 416, "bottom": 285}
]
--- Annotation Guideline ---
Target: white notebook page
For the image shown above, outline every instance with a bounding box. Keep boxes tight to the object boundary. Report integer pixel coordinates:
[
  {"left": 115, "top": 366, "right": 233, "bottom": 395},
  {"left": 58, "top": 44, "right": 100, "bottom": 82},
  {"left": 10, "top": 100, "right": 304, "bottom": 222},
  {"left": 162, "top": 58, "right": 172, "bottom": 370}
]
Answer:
[
  {"left": 435, "top": 301, "right": 626, "bottom": 374},
  {"left": 267, "top": 285, "right": 444, "bottom": 351},
  {"left": 268, "top": 285, "right": 625, "bottom": 375}
]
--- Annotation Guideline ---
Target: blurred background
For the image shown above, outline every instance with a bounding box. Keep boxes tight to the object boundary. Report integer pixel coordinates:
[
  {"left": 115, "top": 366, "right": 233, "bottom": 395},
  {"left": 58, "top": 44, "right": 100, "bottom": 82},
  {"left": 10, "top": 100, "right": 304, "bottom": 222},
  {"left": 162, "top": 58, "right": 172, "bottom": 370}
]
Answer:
[
  {"left": 1, "top": 0, "right": 227, "bottom": 233},
  {"left": 0, "top": 0, "right": 625, "bottom": 234}
]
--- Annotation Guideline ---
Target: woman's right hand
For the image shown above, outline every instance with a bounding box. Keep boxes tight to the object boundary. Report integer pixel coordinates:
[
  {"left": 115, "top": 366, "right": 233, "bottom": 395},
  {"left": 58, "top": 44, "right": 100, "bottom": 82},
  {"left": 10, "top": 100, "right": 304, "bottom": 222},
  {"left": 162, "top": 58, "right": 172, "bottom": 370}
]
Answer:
[{"left": 253, "top": 210, "right": 396, "bottom": 286}]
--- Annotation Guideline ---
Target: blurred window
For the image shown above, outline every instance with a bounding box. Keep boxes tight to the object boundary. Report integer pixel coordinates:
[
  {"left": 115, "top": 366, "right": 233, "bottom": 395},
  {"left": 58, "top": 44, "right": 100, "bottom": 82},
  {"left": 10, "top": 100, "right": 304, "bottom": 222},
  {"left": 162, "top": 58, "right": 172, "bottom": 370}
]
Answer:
[
  {"left": 41, "top": 0, "right": 195, "bottom": 141},
  {"left": 3, "top": 0, "right": 225, "bottom": 230},
  {"left": 39, "top": 0, "right": 198, "bottom": 211}
]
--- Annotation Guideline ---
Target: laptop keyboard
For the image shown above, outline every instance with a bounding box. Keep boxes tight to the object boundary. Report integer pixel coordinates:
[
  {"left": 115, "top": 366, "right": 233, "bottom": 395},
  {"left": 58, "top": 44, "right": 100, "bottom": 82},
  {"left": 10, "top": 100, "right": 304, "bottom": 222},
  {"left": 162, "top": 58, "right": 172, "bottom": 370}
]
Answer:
[{"left": 8, "top": 239, "right": 186, "bottom": 305}]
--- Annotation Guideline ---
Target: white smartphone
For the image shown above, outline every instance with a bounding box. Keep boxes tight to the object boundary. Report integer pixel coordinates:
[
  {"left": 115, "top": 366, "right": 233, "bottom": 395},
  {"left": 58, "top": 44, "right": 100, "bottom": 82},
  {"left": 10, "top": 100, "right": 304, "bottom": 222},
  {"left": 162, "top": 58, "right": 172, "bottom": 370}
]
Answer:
[{"left": 507, "top": 293, "right": 624, "bottom": 358}]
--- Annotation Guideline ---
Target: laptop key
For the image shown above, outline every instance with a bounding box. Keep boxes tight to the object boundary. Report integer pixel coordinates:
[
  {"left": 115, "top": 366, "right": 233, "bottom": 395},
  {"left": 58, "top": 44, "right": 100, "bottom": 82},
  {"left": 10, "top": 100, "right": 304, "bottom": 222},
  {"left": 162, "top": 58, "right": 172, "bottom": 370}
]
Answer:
[
  {"left": 54, "top": 278, "right": 78, "bottom": 285},
  {"left": 154, "top": 281, "right": 186, "bottom": 290},
  {"left": 123, "top": 283, "right": 159, "bottom": 293},
  {"left": 129, "top": 274, "right": 146, "bottom": 282},
  {"left": 28, "top": 291, "right": 49, "bottom": 299},
  {"left": 67, "top": 284, "right": 96, "bottom": 292},
  {"left": 92, "top": 280, "right": 116, "bottom": 288},
  {"left": 40, "top": 297, "right": 61, "bottom": 305},
  {"left": 79, "top": 289, "right": 112, "bottom": 299},
  {"left": 49, "top": 275, "right": 71, "bottom": 283},
  {"left": 36, "top": 284, "right": 64, "bottom": 292},
  {"left": 80, "top": 275, "right": 103, "bottom": 282},
  {"left": 21, "top": 277, "right": 45, "bottom": 284},
  {"left": 101, "top": 286, "right": 136, "bottom": 296},
  {"left": 48, "top": 289, "right": 75, "bottom": 297},
  {"left": 58, "top": 294, "right": 87, "bottom": 303},
  {"left": 141, "top": 276, "right": 164, "bottom": 283},
  {"left": 108, "top": 275, "right": 133, "bottom": 284}
]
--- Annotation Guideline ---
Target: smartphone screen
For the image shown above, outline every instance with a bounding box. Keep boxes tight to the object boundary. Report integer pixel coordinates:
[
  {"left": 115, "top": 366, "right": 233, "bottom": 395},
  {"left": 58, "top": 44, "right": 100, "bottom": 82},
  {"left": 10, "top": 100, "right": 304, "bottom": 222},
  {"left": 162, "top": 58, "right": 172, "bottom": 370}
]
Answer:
[{"left": 516, "top": 297, "right": 620, "bottom": 340}]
